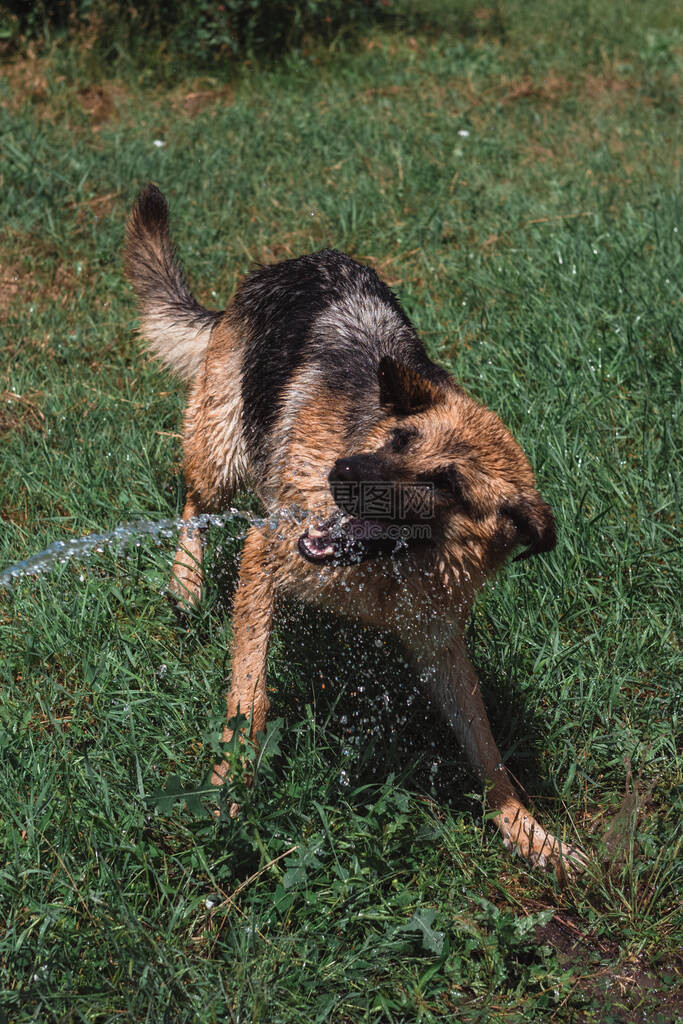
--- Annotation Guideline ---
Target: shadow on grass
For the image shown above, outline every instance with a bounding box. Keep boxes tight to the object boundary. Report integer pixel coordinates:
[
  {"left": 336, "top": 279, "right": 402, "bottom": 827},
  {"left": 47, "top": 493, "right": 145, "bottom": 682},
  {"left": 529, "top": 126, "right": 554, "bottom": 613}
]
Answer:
[{"left": 203, "top": 535, "right": 555, "bottom": 818}]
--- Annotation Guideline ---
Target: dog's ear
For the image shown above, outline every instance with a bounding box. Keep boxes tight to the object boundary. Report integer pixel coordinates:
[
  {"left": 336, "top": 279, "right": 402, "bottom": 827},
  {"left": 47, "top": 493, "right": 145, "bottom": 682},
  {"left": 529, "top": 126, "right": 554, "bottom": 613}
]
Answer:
[
  {"left": 501, "top": 493, "right": 557, "bottom": 561},
  {"left": 378, "top": 356, "right": 445, "bottom": 414}
]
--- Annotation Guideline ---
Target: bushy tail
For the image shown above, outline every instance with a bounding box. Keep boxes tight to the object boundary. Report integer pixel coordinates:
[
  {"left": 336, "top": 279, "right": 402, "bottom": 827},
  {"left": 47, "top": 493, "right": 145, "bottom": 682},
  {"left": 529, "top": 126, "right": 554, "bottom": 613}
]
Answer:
[{"left": 125, "top": 184, "right": 221, "bottom": 380}]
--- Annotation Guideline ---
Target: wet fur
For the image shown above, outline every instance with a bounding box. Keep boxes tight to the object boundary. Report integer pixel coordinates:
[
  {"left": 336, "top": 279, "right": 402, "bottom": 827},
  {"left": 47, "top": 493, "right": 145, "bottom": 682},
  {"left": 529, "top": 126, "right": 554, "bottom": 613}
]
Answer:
[{"left": 126, "top": 185, "right": 587, "bottom": 878}]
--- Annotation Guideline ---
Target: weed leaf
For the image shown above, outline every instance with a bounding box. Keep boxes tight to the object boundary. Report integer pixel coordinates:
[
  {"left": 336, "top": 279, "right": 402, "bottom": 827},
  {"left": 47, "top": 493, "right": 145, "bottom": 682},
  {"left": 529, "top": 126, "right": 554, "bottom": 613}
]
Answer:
[{"left": 400, "top": 908, "right": 445, "bottom": 955}]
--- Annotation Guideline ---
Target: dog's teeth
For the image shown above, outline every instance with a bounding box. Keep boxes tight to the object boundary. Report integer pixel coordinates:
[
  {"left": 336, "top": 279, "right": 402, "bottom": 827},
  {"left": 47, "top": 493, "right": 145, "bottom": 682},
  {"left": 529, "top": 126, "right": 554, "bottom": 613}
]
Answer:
[{"left": 308, "top": 526, "right": 325, "bottom": 539}]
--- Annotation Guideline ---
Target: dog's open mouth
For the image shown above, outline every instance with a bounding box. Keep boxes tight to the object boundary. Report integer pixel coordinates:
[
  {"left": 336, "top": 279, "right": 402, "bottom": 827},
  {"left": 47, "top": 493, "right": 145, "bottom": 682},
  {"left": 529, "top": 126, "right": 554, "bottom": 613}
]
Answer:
[{"left": 298, "top": 512, "right": 411, "bottom": 565}]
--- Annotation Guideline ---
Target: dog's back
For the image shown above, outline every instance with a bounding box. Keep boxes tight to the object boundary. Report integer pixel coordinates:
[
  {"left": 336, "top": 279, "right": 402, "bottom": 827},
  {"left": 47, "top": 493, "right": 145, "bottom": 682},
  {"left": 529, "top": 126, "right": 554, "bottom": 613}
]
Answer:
[
  {"left": 234, "top": 250, "right": 452, "bottom": 467},
  {"left": 126, "top": 186, "right": 446, "bottom": 497}
]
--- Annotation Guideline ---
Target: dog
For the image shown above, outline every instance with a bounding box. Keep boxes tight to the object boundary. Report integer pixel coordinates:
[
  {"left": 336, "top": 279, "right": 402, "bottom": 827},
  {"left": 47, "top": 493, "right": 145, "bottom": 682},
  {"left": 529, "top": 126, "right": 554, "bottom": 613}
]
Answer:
[{"left": 125, "top": 184, "right": 588, "bottom": 878}]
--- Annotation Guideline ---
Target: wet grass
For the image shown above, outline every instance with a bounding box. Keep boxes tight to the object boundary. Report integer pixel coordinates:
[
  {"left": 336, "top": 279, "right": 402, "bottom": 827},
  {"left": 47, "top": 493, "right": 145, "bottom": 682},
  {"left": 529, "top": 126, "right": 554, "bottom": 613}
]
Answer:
[{"left": 0, "top": 1, "right": 681, "bottom": 1020}]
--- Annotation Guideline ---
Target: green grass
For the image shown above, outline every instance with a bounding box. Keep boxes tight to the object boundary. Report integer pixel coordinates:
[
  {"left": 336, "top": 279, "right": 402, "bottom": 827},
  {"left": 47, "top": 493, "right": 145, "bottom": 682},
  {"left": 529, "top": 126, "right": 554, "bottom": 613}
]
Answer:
[{"left": 0, "top": 2, "right": 681, "bottom": 1020}]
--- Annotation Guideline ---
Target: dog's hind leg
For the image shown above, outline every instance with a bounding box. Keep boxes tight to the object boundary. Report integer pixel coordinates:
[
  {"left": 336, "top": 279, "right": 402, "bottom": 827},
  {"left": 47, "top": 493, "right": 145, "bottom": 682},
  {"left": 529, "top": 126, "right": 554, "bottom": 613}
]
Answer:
[
  {"left": 211, "top": 526, "right": 274, "bottom": 794},
  {"left": 169, "top": 493, "right": 205, "bottom": 608},
  {"left": 168, "top": 316, "right": 248, "bottom": 610},
  {"left": 428, "top": 643, "right": 589, "bottom": 881}
]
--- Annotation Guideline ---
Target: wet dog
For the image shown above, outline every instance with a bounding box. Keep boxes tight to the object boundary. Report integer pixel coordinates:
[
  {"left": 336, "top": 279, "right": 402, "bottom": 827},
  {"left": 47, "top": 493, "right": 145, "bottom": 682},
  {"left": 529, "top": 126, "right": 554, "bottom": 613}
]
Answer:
[{"left": 125, "top": 185, "right": 588, "bottom": 878}]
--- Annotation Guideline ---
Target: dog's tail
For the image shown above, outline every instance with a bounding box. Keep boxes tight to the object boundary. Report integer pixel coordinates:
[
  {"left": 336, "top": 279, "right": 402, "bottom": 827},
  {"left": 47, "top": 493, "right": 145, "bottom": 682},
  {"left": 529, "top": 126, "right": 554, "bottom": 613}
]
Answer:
[{"left": 125, "top": 184, "right": 221, "bottom": 380}]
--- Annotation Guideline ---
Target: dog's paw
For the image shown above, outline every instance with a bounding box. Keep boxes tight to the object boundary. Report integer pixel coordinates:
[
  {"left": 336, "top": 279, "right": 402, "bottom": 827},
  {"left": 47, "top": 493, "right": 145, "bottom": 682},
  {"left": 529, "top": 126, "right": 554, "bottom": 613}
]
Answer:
[
  {"left": 497, "top": 806, "right": 589, "bottom": 882},
  {"left": 517, "top": 829, "right": 590, "bottom": 882}
]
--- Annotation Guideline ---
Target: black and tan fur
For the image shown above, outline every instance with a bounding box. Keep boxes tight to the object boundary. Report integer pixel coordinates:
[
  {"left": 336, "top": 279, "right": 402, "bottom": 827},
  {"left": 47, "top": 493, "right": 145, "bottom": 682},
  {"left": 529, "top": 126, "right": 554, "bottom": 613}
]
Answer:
[{"left": 126, "top": 185, "right": 588, "bottom": 878}]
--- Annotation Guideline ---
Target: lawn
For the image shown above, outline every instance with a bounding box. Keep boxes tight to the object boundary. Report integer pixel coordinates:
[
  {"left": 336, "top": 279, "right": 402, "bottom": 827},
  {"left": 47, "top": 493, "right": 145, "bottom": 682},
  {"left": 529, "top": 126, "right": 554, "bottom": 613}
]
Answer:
[{"left": 0, "top": 1, "right": 681, "bottom": 1020}]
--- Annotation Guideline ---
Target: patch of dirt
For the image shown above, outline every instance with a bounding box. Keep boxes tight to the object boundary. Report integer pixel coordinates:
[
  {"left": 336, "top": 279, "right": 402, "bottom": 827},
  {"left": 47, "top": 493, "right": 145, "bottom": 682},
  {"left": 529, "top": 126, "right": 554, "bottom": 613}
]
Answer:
[
  {"left": 360, "top": 84, "right": 407, "bottom": 101},
  {"left": 0, "top": 232, "right": 98, "bottom": 359},
  {"left": 523, "top": 768, "right": 677, "bottom": 1022},
  {"left": 0, "top": 45, "right": 51, "bottom": 111},
  {"left": 175, "top": 84, "right": 234, "bottom": 117},
  {"left": 68, "top": 190, "right": 123, "bottom": 225},
  {"left": 77, "top": 84, "right": 123, "bottom": 126},
  {"left": 0, "top": 254, "right": 67, "bottom": 332},
  {"left": 1, "top": 255, "right": 81, "bottom": 320},
  {"left": 0, "top": 265, "right": 23, "bottom": 315},
  {"left": 0, "top": 51, "right": 130, "bottom": 130},
  {"left": 0, "top": 389, "right": 45, "bottom": 436},
  {"left": 584, "top": 73, "right": 636, "bottom": 100},
  {"left": 497, "top": 68, "right": 638, "bottom": 111},
  {"left": 499, "top": 72, "right": 571, "bottom": 105},
  {"left": 530, "top": 910, "right": 682, "bottom": 1023},
  {"left": 0, "top": 501, "right": 28, "bottom": 527}
]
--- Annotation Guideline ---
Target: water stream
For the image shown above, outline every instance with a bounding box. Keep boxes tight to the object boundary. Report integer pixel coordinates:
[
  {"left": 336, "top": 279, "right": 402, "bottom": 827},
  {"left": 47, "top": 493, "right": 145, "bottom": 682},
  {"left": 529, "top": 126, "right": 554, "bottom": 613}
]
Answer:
[{"left": 0, "top": 507, "right": 306, "bottom": 590}]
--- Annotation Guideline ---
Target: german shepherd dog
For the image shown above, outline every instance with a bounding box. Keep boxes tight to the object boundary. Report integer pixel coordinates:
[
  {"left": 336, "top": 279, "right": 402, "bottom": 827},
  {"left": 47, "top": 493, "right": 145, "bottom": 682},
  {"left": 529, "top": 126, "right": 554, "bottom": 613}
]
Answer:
[{"left": 126, "top": 185, "right": 588, "bottom": 878}]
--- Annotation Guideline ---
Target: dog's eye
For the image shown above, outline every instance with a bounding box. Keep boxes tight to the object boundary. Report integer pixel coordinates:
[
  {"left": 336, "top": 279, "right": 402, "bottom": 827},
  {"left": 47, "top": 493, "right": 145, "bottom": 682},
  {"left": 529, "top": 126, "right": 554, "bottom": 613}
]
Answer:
[
  {"left": 431, "top": 466, "right": 468, "bottom": 505},
  {"left": 391, "top": 428, "right": 416, "bottom": 453}
]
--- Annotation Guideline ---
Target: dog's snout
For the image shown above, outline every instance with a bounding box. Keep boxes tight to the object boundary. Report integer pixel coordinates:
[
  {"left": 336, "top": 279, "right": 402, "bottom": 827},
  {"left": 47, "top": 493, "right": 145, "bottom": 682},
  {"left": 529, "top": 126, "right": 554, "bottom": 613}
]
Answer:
[
  {"left": 328, "top": 459, "right": 356, "bottom": 484},
  {"left": 329, "top": 454, "right": 393, "bottom": 486}
]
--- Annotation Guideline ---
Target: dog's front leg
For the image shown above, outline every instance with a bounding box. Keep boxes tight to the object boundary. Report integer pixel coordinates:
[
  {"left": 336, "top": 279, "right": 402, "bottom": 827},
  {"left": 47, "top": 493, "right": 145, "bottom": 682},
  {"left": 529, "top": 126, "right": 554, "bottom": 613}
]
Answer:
[
  {"left": 427, "top": 642, "right": 588, "bottom": 879},
  {"left": 211, "top": 526, "right": 274, "bottom": 793}
]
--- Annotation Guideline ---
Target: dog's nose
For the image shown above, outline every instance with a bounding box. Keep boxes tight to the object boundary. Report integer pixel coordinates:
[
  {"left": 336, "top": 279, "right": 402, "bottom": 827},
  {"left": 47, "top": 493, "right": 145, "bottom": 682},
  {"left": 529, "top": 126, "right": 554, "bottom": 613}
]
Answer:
[{"left": 329, "top": 459, "right": 355, "bottom": 483}]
